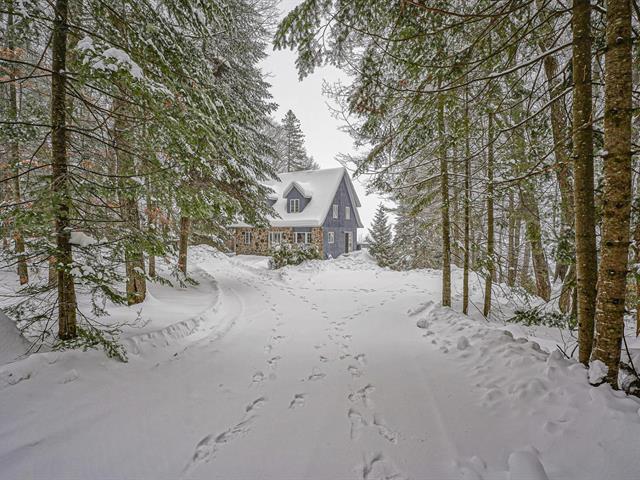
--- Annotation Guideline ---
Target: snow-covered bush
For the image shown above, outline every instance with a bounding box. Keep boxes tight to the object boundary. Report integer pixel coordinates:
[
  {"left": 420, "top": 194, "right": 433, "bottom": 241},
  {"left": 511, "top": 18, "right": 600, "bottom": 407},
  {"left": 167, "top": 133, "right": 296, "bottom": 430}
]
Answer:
[{"left": 269, "top": 243, "right": 321, "bottom": 269}]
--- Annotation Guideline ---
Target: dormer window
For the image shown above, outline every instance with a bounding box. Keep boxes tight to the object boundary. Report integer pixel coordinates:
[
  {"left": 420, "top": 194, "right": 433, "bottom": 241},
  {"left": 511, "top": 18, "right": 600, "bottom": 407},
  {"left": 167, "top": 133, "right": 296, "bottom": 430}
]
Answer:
[
  {"left": 333, "top": 204, "right": 338, "bottom": 219},
  {"left": 290, "top": 198, "right": 300, "bottom": 213}
]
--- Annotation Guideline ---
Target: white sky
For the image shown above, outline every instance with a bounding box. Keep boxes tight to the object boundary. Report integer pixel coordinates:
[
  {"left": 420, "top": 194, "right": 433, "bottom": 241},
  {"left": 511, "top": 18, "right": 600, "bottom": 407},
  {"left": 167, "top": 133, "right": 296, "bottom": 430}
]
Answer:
[{"left": 260, "top": 0, "right": 390, "bottom": 237}]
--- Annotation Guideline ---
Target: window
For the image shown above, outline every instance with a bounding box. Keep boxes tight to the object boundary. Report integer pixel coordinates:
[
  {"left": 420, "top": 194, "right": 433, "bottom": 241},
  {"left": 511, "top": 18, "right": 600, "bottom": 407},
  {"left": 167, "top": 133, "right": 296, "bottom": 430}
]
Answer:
[
  {"left": 268, "top": 231, "right": 282, "bottom": 247},
  {"left": 345, "top": 206, "right": 351, "bottom": 220},
  {"left": 290, "top": 198, "right": 300, "bottom": 213},
  {"left": 328, "top": 231, "right": 335, "bottom": 244},
  {"left": 333, "top": 204, "right": 339, "bottom": 219},
  {"left": 243, "top": 231, "right": 252, "bottom": 245},
  {"left": 295, "top": 232, "right": 312, "bottom": 244}
]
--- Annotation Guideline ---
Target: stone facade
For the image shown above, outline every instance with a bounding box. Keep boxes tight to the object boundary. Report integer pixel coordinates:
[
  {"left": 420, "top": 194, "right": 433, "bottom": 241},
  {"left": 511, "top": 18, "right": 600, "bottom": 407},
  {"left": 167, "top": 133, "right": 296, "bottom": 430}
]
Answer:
[{"left": 232, "top": 226, "right": 323, "bottom": 257}]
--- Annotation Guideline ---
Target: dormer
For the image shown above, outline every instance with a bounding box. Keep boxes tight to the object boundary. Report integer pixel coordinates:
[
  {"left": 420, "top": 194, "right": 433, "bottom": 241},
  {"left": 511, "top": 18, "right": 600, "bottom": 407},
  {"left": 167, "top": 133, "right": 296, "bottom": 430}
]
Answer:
[
  {"left": 266, "top": 192, "right": 278, "bottom": 209},
  {"left": 282, "top": 181, "right": 312, "bottom": 213}
]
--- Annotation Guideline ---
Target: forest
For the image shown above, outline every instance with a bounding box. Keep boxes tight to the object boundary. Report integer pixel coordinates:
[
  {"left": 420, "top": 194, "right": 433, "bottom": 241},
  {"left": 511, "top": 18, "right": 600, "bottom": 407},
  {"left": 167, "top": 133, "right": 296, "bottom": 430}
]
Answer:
[
  {"left": 1, "top": 0, "right": 639, "bottom": 394},
  {"left": 276, "top": 0, "right": 639, "bottom": 391}
]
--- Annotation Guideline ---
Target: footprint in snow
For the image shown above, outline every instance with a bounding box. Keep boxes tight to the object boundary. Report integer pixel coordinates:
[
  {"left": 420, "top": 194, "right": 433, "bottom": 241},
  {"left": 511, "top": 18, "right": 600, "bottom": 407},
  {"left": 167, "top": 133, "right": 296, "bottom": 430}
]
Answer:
[
  {"left": 252, "top": 372, "right": 265, "bottom": 383},
  {"left": 288, "top": 393, "right": 306, "bottom": 409},
  {"left": 348, "top": 408, "right": 367, "bottom": 440},
  {"left": 354, "top": 353, "right": 366, "bottom": 365},
  {"left": 307, "top": 372, "right": 326, "bottom": 381},
  {"left": 245, "top": 396, "right": 267, "bottom": 413},
  {"left": 360, "top": 452, "right": 408, "bottom": 480},
  {"left": 267, "top": 356, "right": 281, "bottom": 368},
  {"left": 373, "top": 414, "right": 399, "bottom": 444},
  {"left": 348, "top": 384, "right": 375, "bottom": 408},
  {"left": 348, "top": 365, "right": 363, "bottom": 377}
]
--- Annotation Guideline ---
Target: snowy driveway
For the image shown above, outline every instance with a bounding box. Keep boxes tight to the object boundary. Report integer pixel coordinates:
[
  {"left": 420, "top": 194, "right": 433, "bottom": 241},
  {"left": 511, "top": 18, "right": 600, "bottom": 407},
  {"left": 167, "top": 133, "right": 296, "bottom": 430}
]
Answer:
[{"left": 1, "top": 248, "right": 639, "bottom": 480}]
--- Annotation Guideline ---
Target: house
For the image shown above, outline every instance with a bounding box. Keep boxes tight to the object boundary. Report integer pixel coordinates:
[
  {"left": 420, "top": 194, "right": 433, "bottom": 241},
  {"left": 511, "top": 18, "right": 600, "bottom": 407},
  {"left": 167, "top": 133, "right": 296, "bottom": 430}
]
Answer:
[{"left": 230, "top": 167, "right": 363, "bottom": 258}]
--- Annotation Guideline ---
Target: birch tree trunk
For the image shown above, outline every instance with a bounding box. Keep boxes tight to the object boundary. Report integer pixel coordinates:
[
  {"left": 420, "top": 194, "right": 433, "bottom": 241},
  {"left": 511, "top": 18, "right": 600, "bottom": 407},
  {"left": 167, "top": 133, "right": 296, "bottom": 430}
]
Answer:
[
  {"left": 572, "top": 0, "right": 597, "bottom": 364},
  {"left": 483, "top": 113, "right": 494, "bottom": 317},
  {"left": 51, "top": 0, "right": 77, "bottom": 339},
  {"left": 591, "top": 0, "right": 632, "bottom": 388},
  {"left": 438, "top": 92, "right": 451, "bottom": 307}
]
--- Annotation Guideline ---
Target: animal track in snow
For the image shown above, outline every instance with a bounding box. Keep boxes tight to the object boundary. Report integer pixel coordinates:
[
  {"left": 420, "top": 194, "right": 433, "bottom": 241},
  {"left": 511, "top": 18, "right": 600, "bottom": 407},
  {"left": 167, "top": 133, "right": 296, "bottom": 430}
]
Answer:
[
  {"left": 267, "top": 356, "right": 281, "bottom": 368},
  {"left": 348, "top": 408, "right": 367, "bottom": 440},
  {"left": 360, "top": 452, "right": 407, "bottom": 480},
  {"left": 307, "top": 372, "right": 326, "bottom": 381},
  {"left": 181, "top": 416, "right": 257, "bottom": 478},
  {"left": 319, "top": 355, "right": 329, "bottom": 363},
  {"left": 252, "top": 371, "right": 265, "bottom": 383},
  {"left": 348, "top": 365, "right": 363, "bottom": 377},
  {"left": 348, "top": 384, "right": 375, "bottom": 408},
  {"left": 373, "top": 414, "right": 399, "bottom": 444},
  {"left": 245, "top": 396, "right": 267, "bottom": 413},
  {"left": 354, "top": 353, "right": 366, "bottom": 365},
  {"left": 288, "top": 393, "right": 306, "bottom": 409}
]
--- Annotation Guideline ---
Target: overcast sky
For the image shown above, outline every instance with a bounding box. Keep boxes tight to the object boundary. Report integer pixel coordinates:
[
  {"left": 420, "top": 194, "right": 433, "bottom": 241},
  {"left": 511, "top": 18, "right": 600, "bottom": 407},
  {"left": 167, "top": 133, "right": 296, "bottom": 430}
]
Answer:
[{"left": 259, "top": 0, "right": 389, "bottom": 237}]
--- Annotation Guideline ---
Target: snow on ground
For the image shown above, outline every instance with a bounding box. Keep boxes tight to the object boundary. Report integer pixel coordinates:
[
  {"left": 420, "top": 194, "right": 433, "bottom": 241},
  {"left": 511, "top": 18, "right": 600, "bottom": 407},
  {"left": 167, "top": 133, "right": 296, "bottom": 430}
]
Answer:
[{"left": 1, "top": 247, "right": 639, "bottom": 480}]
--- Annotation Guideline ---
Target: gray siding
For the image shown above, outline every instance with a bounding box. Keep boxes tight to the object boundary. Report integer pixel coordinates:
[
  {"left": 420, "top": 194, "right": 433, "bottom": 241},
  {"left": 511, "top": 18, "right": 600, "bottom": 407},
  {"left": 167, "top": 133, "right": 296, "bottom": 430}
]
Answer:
[
  {"left": 285, "top": 186, "right": 310, "bottom": 213},
  {"left": 322, "top": 175, "right": 359, "bottom": 258}
]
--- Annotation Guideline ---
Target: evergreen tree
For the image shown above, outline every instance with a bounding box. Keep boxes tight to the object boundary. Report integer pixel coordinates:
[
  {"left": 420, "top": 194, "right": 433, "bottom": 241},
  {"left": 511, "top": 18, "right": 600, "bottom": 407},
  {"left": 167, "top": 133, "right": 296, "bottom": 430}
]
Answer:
[
  {"left": 368, "top": 204, "right": 394, "bottom": 268},
  {"left": 280, "top": 110, "right": 317, "bottom": 172}
]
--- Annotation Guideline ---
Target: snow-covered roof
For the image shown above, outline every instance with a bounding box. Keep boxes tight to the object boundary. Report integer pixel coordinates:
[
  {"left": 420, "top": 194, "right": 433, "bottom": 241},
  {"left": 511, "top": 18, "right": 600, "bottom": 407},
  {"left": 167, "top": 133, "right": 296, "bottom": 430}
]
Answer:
[{"left": 232, "top": 167, "right": 363, "bottom": 228}]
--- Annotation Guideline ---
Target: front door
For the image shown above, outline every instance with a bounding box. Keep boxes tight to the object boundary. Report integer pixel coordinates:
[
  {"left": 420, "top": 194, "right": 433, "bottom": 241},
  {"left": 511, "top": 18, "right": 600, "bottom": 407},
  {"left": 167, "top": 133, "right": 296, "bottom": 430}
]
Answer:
[{"left": 344, "top": 231, "right": 352, "bottom": 254}]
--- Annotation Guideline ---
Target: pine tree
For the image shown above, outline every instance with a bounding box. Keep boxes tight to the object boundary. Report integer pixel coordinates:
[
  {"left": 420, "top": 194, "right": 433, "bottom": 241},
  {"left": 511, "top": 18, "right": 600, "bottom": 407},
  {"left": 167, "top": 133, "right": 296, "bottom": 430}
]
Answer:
[
  {"left": 368, "top": 204, "right": 394, "bottom": 268},
  {"left": 281, "top": 110, "right": 316, "bottom": 172}
]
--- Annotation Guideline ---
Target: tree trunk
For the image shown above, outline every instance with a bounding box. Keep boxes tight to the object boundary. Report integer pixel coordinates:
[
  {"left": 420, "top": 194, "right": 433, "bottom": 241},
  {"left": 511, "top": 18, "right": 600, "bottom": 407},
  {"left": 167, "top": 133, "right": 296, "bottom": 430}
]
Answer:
[
  {"left": 559, "top": 264, "right": 576, "bottom": 314},
  {"left": 520, "top": 240, "right": 532, "bottom": 291},
  {"left": 507, "top": 192, "right": 520, "bottom": 287},
  {"left": 113, "top": 99, "right": 146, "bottom": 305},
  {"left": 438, "top": 92, "right": 451, "bottom": 307},
  {"left": 51, "top": 0, "right": 77, "bottom": 340},
  {"left": 7, "top": 5, "right": 28, "bottom": 285},
  {"left": 483, "top": 113, "right": 494, "bottom": 317},
  {"left": 591, "top": 0, "right": 632, "bottom": 388},
  {"left": 520, "top": 188, "right": 551, "bottom": 301},
  {"left": 572, "top": 0, "right": 597, "bottom": 364},
  {"left": 634, "top": 220, "right": 640, "bottom": 337},
  {"left": 178, "top": 216, "right": 191, "bottom": 274},
  {"left": 463, "top": 88, "right": 471, "bottom": 315}
]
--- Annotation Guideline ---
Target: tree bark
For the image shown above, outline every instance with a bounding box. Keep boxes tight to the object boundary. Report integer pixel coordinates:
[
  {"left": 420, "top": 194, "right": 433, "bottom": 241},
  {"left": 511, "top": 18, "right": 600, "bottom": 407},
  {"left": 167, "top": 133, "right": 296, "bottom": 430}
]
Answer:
[
  {"left": 178, "top": 216, "right": 191, "bottom": 274},
  {"left": 113, "top": 99, "right": 146, "bottom": 305},
  {"left": 7, "top": 4, "right": 28, "bottom": 285},
  {"left": 463, "top": 87, "right": 471, "bottom": 315},
  {"left": 483, "top": 113, "right": 494, "bottom": 317},
  {"left": 51, "top": 0, "right": 77, "bottom": 340},
  {"left": 507, "top": 192, "right": 520, "bottom": 287},
  {"left": 520, "top": 187, "right": 551, "bottom": 301},
  {"left": 438, "top": 92, "right": 451, "bottom": 307},
  {"left": 591, "top": 0, "right": 632, "bottom": 388},
  {"left": 572, "top": 0, "right": 597, "bottom": 364}
]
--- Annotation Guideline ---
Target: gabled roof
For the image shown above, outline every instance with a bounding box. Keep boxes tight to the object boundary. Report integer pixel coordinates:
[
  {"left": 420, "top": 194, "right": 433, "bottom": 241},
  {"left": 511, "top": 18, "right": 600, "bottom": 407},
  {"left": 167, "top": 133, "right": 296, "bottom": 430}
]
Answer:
[{"left": 232, "top": 167, "right": 363, "bottom": 228}]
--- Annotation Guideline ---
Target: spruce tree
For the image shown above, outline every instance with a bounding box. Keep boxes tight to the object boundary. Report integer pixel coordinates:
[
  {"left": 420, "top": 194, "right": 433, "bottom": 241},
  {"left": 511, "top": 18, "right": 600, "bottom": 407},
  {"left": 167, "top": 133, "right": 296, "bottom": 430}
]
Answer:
[
  {"left": 368, "top": 204, "right": 394, "bottom": 268},
  {"left": 281, "top": 110, "right": 316, "bottom": 172}
]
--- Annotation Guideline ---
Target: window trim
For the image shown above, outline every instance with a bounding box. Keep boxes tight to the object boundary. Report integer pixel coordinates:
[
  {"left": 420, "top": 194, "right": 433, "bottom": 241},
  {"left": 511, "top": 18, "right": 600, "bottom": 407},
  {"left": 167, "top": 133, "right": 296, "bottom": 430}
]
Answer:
[
  {"left": 345, "top": 206, "right": 351, "bottom": 220},
  {"left": 328, "top": 231, "right": 335, "bottom": 244},
  {"left": 295, "top": 232, "right": 312, "bottom": 244},
  {"left": 290, "top": 198, "right": 300, "bottom": 213},
  {"left": 332, "top": 204, "right": 339, "bottom": 219},
  {"left": 268, "top": 231, "right": 283, "bottom": 247},
  {"left": 243, "top": 231, "right": 252, "bottom": 245}
]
